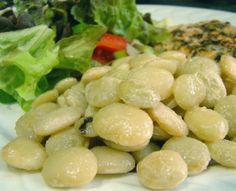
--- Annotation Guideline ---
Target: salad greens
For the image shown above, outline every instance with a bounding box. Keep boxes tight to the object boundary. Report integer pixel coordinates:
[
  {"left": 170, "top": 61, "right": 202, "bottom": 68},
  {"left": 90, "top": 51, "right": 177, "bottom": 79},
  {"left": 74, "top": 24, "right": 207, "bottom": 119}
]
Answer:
[
  {"left": 89, "top": 0, "right": 170, "bottom": 45},
  {"left": 0, "top": 25, "right": 59, "bottom": 110},
  {"left": 5, "top": 0, "right": 170, "bottom": 44},
  {"left": 58, "top": 25, "right": 107, "bottom": 73},
  {"left": 0, "top": 0, "right": 171, "bottom": 110}
]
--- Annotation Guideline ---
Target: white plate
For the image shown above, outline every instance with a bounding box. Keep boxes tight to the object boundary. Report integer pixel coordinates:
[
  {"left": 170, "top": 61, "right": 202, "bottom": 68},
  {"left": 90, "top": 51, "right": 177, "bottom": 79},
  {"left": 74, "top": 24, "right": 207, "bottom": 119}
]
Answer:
[
  {"left": 138, "top": 5, "right": 236, "bottom": 25},
  {"left": 1, "top": 5, "right": 236, "bottom": 191}
]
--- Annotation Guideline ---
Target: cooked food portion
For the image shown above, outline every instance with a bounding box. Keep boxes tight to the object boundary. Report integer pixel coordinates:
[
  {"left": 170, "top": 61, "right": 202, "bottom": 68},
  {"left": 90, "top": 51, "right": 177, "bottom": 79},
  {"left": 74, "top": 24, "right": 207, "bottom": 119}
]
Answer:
[
  {"left": 155, "top": 20, "right": 236, "bottom": 60},
  {"left": 207, "top": 139, "right": 236, "bottom": 168},
  {"left": 2, "top": 51, "right": 236, "bottom": 190},
  {"left": 42, "top": 147, "right": 97, "bottom": 188},
  {"left": 91, "top": 146, "right": 135, "bottom": 174},
  {"left": 137, "top": 150, "right": 188, "bottom": 190},
  {"left": 162, "top": 137, "right": 211, "bottom": 175}
]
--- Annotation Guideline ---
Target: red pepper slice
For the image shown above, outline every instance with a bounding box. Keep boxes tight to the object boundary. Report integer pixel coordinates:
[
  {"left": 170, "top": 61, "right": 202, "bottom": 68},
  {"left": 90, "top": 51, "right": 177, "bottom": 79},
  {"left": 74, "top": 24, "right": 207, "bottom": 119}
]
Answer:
[
  {"left": 92, "top": 33, "right": 127, "bottom": 64},
  {"left": 96, "top": 33, "right": 127, "bottom": 52}
]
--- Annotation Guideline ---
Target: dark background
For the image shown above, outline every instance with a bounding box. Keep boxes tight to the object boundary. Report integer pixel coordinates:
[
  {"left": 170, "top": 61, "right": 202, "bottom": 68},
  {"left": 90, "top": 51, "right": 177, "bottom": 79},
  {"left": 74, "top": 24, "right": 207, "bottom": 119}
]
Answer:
[{"left": 136, "top": 0, "right": 236, "bottom": 12}]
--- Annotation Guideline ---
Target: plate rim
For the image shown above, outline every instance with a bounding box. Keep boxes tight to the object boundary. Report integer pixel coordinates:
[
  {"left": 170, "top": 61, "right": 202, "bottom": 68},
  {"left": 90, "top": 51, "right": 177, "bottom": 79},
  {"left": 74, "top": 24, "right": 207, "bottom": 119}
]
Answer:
[{"left": 138, "top": 4, "right": 236, "bottom": 15}]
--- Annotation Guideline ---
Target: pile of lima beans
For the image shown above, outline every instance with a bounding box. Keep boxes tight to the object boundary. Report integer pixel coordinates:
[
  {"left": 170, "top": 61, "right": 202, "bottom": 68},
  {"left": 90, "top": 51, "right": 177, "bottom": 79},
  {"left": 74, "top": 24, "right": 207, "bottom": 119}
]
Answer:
[{"left": 2, "top": 51, "right": 236, "bottom": 190}]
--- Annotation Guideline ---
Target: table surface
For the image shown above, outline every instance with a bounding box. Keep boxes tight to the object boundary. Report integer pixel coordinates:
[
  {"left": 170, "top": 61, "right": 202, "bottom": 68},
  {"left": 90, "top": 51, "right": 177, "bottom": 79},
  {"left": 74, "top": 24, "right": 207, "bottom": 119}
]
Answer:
[{"left": 136, "top": 0, "right": 236, "bottom": 13}]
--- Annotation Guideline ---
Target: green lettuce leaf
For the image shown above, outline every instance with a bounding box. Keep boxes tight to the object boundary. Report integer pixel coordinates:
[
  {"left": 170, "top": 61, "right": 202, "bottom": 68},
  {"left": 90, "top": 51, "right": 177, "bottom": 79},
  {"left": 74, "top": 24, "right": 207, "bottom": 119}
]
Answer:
[
  {"left": 0, "top": 25, "right": 59, "bottom": 110},
  {"left": 57, "top": 24, "right": 106, "bottom": 73},
  {"left": 90, "top": 0, "right": 171, "bottom": 45}
]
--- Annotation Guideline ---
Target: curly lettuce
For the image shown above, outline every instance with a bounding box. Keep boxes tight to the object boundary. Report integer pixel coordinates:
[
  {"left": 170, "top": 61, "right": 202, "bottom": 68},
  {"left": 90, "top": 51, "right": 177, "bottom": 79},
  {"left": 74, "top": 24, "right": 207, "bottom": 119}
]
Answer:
[{"left": 0, "top": 25, "right": 59, "bottom": 110}]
